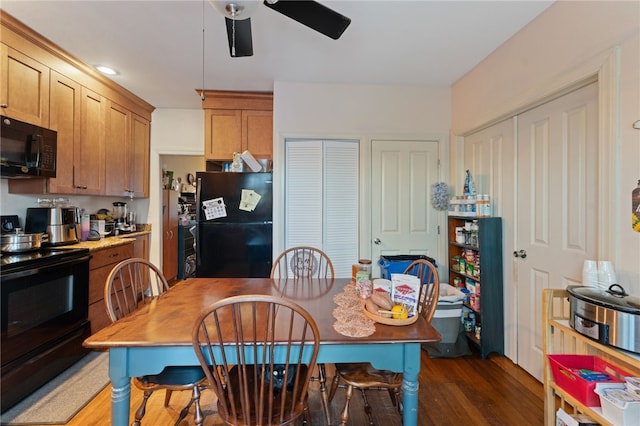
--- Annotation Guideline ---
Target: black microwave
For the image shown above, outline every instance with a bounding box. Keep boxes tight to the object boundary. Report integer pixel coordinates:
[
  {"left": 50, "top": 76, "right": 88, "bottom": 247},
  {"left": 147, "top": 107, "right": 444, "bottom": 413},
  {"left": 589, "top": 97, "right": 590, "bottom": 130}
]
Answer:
[{"left": 0, "top": 115, "right": 57, "bottom": 178}]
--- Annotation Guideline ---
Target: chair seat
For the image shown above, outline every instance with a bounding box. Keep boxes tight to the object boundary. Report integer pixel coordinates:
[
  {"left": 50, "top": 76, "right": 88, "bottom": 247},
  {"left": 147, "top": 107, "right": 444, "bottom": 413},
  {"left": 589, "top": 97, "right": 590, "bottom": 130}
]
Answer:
[
  {"left": 334, "top": 362, "right": 402, "bottom": 389},
  {"left": 138, "top": 366, "right": 206, "bottom": 386}
]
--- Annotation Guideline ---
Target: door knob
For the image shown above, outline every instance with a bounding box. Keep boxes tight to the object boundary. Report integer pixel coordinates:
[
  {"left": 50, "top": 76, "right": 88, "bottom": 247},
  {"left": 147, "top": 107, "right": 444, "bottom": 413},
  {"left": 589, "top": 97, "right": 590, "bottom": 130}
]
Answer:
[
  {"left": 374, "top": 238, "right": 381, "bottom": 245},
  {"left": 513, "top": 249, "right": 527, "bottom": 259}
]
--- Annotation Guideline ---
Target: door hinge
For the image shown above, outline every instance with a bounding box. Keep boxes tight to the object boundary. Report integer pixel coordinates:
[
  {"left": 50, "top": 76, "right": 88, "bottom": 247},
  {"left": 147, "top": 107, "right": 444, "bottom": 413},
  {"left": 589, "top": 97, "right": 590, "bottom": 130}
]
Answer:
[{"left": 437, "top": 225, "right": 441, "bottom": 235}]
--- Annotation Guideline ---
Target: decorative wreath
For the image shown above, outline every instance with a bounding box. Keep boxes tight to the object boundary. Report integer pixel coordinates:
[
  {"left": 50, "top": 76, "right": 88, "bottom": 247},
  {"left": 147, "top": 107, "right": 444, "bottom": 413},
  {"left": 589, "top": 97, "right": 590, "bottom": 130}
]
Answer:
[{"left": 431, "top": 182, "right": 450, "bottom": 211}]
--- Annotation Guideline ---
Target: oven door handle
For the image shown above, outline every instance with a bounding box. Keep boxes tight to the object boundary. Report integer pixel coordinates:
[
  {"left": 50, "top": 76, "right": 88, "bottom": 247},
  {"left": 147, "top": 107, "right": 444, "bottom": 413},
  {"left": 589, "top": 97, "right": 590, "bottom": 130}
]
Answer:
[{"left": 2, "top": 254, "right": 91, "bottom": 280}]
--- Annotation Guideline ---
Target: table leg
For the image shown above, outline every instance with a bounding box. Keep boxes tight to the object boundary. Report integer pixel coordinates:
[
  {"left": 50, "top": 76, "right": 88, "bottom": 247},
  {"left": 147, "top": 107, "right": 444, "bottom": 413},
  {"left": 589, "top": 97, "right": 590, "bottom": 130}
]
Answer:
[
  {"left": 109, "top": 348, "right": 131, "bottom": 426},
  {"left": 401, "top": 344, "right": 421, "bottom": 426}
]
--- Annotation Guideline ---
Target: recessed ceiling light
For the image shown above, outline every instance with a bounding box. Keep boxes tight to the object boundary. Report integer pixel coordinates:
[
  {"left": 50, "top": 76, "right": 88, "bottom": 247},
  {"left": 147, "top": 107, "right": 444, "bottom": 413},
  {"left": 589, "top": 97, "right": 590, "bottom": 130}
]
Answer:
[{"left": 95, "top": 65, "right": 119, "bottom": 76}]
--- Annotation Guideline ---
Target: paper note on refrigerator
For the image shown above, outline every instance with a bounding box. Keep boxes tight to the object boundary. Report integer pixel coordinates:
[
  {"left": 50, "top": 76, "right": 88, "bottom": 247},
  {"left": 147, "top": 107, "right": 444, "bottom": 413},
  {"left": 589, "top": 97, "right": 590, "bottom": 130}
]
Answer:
[
  {"left": 239, "top": 189, "right": 262, "bottom": 212},
  {"left": 202, "top": 197, "right": 227, "bottom": 220}
]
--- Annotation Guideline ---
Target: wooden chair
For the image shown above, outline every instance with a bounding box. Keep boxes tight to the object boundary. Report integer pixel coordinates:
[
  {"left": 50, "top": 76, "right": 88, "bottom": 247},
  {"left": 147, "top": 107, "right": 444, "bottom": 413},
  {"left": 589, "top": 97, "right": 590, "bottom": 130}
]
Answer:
[
  {"left": 328, "top": 258, "right": 440, "bottom": 426},
  {"left": 104, "top": 258, "right": 207, "bottom": 426},
  {"left": 270, "top": 246, "right": 335, "bottom": 279},
  {"left": 191, "top": 294, "right": 321, "bottom": 426},
  {"left": 271, "top": 246, "right": 334, "bottom": 424}
]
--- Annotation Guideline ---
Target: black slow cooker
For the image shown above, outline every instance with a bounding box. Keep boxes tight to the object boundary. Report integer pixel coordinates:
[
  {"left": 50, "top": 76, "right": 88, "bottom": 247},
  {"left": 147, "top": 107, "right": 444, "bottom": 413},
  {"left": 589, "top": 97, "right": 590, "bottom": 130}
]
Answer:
[{"left": 568, "top": 284, "right": 640, "bottom": 354}]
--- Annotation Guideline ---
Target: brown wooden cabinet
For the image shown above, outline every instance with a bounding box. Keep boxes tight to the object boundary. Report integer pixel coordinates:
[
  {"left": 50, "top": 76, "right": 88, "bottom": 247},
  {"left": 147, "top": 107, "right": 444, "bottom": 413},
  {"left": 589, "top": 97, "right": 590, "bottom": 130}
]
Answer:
[
  {"left": 88, "top": 243, "right": 134, "bottom": 333},
  {"left": 2, "top": 11, "right": 153, "bottom": 198},
  {"left": 0, "top": 43, "right": 49, "bottom": 126},
  {"left": 105, "top": 101, "right": 150, "bottom": 198},
  {"left": 77, "top": 87, "right": 106, "bottom": 194},
  {"left": 162, "top": 190, "right": 179, "bottom": 282},
  {"left": 132, "top": 233, "right": 150, "bottom": 261},
  {"left": 45, "top": 70, "right": 81, "bottom": 193},
  {"left": 202, "top": 90, "right": 273, "bottom": 160},
  {"left": 129, "top": 113, "right": 150, "bottom": 197}
]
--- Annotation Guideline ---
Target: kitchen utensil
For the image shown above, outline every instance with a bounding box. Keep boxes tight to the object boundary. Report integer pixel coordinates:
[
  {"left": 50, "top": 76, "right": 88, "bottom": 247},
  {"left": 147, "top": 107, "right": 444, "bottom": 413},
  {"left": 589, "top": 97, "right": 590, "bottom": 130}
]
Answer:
[{"left": 1, "top": 230, "right": 48, "bottom": 253}]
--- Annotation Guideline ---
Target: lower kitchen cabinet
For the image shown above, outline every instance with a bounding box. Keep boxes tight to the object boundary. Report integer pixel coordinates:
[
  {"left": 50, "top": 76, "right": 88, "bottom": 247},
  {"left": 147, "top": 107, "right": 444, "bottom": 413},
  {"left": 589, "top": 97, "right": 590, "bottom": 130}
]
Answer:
[
  {"left": 87, "top": 243, "right": 134, "bottom": 333},
  {"left": 131, "top": 232, "right": 150, "bottom": 260}
]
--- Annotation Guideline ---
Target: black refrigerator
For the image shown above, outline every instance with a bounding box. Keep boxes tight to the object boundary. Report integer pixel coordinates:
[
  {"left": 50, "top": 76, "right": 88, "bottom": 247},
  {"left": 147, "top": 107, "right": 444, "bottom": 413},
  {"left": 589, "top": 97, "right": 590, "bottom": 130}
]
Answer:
[{"left": 195, "top": 172, "right": 272, "bottom": 277}]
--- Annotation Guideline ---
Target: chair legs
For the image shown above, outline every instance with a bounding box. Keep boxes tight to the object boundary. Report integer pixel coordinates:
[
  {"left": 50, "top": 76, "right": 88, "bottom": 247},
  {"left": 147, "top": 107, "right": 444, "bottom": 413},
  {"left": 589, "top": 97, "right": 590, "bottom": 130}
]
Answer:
[
  {"left": 317, "top": 363, "right": 332, "bottom": 425},
  {"left": 328, "top": 373, "right": 402, "bottom": 425},
  {"left": 133, "top": 390, "right": 152, "bottom": 426},
  {"left": 359, "top": 388, "right": 375, "bottom": 426},
  {"left": 133, "top": 386, "right": 204, "bottom": 426},
  {"left": 164, "top": 389, "right": 173, "bottom": 406},
  {"left": 175, "top": 385, "right": 203, "bottom": 426},
  {"left": 387, "top": 387, "right": 402, "bottom": 414},
  {"left": 337, "top": 384, "right": 354, "bottom": 426}
]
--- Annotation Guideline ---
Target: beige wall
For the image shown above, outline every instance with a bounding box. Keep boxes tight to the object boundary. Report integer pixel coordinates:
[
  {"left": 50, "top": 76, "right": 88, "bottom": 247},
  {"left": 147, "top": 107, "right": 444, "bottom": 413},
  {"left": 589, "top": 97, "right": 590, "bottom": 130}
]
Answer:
[
  {"left": 148, "top": 109, "right": 204, "bottom": 266},
  {"left": 451, "top": 0, "right": 640, "bottom": 357},
  {"left": 271, "top": 81, "right": 452, "bottom": 260}
]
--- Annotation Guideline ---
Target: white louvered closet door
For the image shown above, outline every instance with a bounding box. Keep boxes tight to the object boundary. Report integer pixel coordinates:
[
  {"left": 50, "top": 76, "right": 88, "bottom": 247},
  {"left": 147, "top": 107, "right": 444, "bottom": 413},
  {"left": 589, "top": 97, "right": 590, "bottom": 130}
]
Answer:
[{"left": 285, "top": 139, "right": 359, "bottom": 278}]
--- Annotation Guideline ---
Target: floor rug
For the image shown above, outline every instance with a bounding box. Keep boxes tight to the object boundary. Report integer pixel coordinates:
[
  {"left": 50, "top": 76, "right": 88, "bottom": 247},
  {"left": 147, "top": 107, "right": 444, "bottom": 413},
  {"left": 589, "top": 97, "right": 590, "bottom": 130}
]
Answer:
[{"left": 1, "top": 351, "right": 109, "bottom": 425}]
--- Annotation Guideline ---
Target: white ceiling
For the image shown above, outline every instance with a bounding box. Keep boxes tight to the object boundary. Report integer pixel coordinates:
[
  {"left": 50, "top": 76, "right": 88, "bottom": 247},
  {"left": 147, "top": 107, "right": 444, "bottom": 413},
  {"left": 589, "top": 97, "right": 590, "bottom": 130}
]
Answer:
[{"left": 1, "top": 1, "right": 553, "bottom": 110}]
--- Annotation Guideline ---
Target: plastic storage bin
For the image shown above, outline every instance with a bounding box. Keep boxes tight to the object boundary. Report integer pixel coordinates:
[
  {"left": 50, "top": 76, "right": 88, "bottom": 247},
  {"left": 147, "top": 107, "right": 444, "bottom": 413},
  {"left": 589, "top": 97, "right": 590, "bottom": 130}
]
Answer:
[
  {"left": 548, "top": 354, "right": 629, "bottom": 406},
  {"left": 422, "top": 284, "right": 470, "bottom": 358},
  {"left": 378, "top": 255, "right": 437, "bottom": 284},
  {"left": 595, "top": 387, "right": 640, "bottom": 425},
  {"left": 432, "top": 284, "right": 465, "bottom": 343}
]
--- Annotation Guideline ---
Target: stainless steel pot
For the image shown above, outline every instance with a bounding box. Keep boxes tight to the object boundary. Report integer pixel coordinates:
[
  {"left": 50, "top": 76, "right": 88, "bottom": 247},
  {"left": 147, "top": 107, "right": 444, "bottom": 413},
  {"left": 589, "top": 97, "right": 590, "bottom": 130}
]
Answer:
[{"left": 0, "top": 230, "right": 48, "bottom": 253}]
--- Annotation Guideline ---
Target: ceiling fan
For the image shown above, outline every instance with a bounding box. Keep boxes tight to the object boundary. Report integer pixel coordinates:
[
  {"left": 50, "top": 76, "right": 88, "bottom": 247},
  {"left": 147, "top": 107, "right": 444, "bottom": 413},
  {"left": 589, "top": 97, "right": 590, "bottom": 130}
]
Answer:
[{"left": 209, "top": 0, "right": 351, "bottom": 57}]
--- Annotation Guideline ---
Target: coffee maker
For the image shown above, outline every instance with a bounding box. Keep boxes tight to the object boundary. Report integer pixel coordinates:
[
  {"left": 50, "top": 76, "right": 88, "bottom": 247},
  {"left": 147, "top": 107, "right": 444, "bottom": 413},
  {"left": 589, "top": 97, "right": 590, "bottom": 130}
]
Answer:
[{"left": 25, "top": 207, "right": 80, "bottom": 246}]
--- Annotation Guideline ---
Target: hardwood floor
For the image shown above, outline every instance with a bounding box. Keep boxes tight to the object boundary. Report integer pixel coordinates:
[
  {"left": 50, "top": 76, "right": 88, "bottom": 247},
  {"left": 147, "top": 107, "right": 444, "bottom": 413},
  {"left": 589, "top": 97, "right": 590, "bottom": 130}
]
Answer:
[{"left": 66, "top": 347, "right": 543, "bottom": 425}]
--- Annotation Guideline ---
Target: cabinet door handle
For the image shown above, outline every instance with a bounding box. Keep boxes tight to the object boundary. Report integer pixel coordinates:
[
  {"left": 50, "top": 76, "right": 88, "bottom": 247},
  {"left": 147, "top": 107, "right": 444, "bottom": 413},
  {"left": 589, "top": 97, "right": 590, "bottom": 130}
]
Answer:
[
  {"left": 374, "top": 238, "right": 382, "bottom": 245},
  {"left": 0, "top": 104, "right": 8, "bottom": 108}
]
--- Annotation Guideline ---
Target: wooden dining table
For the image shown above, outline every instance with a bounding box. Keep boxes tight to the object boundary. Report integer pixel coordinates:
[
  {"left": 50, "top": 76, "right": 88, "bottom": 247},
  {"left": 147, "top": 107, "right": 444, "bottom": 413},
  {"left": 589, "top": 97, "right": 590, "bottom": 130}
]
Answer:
[{"left": 84, "top": 277, "right": 441, "bottom": 425}]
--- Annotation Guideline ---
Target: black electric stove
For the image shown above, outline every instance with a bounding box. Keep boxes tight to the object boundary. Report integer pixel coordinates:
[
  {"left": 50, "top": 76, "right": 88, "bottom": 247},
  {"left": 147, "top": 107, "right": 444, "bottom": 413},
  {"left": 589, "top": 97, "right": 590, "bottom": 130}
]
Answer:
[
  {"left": 1, "top": 245, "right": 92, "bottom": 411},
  {"left": 1, "top": 247, "right": 90, "bottom": 276}
]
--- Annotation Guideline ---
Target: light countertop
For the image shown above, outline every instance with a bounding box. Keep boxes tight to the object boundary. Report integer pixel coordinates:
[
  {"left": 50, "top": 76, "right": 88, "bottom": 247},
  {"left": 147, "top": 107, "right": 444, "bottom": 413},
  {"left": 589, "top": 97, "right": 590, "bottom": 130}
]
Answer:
[{"left": 65, "top": 225, "right": 151, "bottom": 252}]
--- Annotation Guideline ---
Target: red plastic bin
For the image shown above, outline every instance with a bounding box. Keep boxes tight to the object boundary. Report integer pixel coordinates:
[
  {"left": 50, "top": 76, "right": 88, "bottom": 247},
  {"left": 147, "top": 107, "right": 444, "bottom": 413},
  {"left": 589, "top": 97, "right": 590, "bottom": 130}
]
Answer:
[{"left": 548, "top": 354, "right": 629, "bottom": 407}]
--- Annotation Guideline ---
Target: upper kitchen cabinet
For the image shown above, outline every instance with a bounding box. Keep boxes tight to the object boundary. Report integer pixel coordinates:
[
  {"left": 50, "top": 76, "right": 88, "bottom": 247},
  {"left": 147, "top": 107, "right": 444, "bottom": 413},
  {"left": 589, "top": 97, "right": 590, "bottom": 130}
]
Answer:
[
  {"left": 201, "top": 90, "right": 273, "bottom": 160},
  {"left": 77, "top": 87, "right": 106, "bottom": 195},
  {"left": 45, "top": 71, "right": 82, "bottom": 194},
  {"left": 0, "top": 44, "right": 50, "bottom": 126},
  {"left": 2, "top": 10, "right": 154, "bottom": 197},
  {"left": 105, "top": 101, "right": 150, "bottom": 198}
]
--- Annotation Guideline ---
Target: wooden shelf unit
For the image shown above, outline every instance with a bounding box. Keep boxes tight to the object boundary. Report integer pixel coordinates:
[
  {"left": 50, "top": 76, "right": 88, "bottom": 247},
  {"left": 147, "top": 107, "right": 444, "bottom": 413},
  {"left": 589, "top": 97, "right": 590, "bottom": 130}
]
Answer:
[
  {"left": 447, "top": 216, "right": 503, "bottom": 359},
  {"left": 543, "top": 288, "right": 640, "bottom": 425}
]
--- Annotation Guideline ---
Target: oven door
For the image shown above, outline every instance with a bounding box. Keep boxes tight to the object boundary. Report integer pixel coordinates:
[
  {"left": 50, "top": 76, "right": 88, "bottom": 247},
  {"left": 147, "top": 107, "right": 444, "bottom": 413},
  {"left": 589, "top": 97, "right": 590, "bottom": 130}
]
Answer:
[{"left": 1, "top": 252, "right": 90, "bottom": 368}]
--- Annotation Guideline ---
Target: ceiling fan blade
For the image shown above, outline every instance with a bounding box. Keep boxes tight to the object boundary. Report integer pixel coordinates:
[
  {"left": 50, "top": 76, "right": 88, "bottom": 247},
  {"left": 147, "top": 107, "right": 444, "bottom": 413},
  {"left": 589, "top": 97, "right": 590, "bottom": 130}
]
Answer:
[
  {"left": 225, "top": 17, "right": 253, "bottom": 57},
  {"left": 263, "top": 1, "right": 351, "bottom": 40}
]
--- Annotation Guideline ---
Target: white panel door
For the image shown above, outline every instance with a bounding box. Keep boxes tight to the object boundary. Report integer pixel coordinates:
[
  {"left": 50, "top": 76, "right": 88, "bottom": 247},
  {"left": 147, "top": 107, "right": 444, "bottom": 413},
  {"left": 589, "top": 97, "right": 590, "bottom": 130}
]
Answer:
[
  {"left": 371, "top": 139, "right": 440, "bottom": 274},
  {"left": 464, "top": 118, "right": 516, "bottom": 358},
  {"left": 516, "top": 82, "right": 598, "bottom": 381}
]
